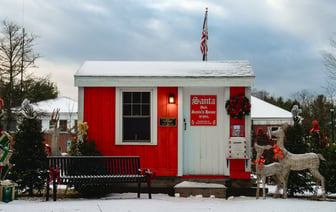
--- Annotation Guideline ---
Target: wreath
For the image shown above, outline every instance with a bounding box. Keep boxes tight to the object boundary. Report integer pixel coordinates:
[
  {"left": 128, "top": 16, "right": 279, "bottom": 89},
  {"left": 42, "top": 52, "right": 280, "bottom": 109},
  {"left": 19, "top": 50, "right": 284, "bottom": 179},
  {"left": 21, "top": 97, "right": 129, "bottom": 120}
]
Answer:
[{"left": 225, "top": 94, "right": 251, "bottom": 119}]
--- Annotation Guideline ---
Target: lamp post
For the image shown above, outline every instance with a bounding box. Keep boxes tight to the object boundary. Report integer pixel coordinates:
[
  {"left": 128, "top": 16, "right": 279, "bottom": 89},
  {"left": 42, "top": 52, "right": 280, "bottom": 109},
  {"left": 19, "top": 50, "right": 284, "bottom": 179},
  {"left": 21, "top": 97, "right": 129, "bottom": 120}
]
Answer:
[{"left": 331, "top": 106, "right": 334, "bottom": 143}]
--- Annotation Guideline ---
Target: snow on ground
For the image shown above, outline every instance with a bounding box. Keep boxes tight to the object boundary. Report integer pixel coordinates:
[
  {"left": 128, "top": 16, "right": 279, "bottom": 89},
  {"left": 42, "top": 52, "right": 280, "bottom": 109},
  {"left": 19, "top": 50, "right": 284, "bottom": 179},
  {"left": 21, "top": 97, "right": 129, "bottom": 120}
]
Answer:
[{"left": 0, "top": 190, "right": 335, "bottom": 212}]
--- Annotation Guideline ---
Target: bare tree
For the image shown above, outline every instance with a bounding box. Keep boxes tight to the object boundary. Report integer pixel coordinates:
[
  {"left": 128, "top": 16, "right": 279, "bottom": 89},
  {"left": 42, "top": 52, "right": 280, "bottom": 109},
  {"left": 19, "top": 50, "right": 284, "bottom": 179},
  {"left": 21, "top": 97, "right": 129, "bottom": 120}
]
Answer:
[
  {"left": 251, "top": 89, "right": 270, "bottom": 100},
  {"left": 291, "top": 89, "right": 314, "bottom": 108},
  {"left": 322, "top": 35, "right": 336, "bottom": 104},
  {"left": 0, "top": 20, "right": 40, "bottom": 130},
  {"left": 322, "top": 35, "right": 336, "bottom": 80},
  {"left": 323, "top": 80, "right": 336, "bottom": 104}
]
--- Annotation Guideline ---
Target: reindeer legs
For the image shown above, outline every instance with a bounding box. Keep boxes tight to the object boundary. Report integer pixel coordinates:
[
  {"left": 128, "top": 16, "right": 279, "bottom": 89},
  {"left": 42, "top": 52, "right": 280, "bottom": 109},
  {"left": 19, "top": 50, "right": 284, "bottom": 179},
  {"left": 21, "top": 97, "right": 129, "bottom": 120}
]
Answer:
[{"left": 309, "top": 168, "right": 326, "bottom": 200}]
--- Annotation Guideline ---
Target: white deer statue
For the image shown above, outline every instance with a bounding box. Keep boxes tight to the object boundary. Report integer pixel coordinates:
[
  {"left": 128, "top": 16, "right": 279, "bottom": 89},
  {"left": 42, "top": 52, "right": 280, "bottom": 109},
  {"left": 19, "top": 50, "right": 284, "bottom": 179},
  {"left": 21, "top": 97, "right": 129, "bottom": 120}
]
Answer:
[
  {"left": 45, "top": 108, "right": 61, "bottom": 156},
  {"left": 271, "top": 123, "right": 326, "bottom": 200},
  {"left": 254, "top": 143, "right": 289, "bottom": 199}
]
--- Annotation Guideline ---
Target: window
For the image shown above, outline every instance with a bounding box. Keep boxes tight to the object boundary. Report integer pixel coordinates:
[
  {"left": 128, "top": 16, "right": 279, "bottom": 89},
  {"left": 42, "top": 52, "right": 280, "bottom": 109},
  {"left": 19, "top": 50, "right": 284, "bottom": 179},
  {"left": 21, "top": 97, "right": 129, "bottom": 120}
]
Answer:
[
  {"left": 123, "top": 92, "right": 150, "bottom": 142},
  {"left": 49, "top": 120, "right": 55, "bottom": 129},
  {"left": 116, "top": 88, "right": 157, "bottom": 145},
  {"left": 59, "top": 120, "right": 67, "bottom": 132}
]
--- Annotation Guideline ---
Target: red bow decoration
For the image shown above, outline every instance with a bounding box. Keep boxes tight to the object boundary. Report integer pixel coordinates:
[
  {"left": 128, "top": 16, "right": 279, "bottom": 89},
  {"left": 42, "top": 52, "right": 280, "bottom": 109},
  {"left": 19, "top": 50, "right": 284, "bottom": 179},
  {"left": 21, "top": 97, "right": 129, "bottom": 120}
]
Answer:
[
  {"left": 273, "top": 144, "right": 284, "bottom": 160},
  {"left": 140, "top": 168, "right": 156, "bottom": 185},
  {"left": 48, "top": 167, "right": 62, "bottom": 184},
  {"left": 309, "top": 120, "right": 326, "bottom": 147},
  {"left": 309, "top": 120, "right": 320, "bottom": 133},
  {"left": 253, "top": 156, "right": 265, "bottom": 170},
  {"left": 256, "top": 128, "right": 264, "bottom": 135}
]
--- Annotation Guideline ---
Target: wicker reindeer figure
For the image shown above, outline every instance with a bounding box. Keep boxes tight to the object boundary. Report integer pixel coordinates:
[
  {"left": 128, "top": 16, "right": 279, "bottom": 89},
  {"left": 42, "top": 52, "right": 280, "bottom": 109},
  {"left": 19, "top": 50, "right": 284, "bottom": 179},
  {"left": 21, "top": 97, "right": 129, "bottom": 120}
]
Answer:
[
  {"left": 254, "top": 143, "right": 288, "bottom": 199},
  {"left": 271, "top": 124, "right": 326, "bottom": 200},
  {"left": 45, "top": 108, "right": 61, "bottom": 156}
]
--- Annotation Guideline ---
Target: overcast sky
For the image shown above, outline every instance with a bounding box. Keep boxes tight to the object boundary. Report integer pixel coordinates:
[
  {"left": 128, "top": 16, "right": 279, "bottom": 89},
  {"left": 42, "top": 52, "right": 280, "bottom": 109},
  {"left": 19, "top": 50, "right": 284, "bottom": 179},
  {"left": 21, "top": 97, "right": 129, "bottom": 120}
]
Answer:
[{"left": 0, "top": 0, "right": 335, "bottom": 100}]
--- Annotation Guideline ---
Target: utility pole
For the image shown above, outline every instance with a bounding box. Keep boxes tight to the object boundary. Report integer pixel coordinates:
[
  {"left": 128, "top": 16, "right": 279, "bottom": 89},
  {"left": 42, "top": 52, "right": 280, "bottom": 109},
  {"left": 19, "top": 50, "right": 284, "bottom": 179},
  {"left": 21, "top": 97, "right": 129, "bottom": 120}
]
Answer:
[
  {"left": 21, "top": 27, "right": 24, "bottom": 94},
  {"left": 331, "top": 106, "right": 334, "bottom": 143}
]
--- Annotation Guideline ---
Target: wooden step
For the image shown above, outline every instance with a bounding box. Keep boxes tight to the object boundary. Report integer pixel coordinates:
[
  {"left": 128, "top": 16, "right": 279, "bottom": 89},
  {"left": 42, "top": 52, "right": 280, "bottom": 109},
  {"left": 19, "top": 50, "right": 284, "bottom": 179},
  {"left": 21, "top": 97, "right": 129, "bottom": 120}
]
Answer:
[{"left": 174, "top": 181, "right": 226, "bottom": 198}]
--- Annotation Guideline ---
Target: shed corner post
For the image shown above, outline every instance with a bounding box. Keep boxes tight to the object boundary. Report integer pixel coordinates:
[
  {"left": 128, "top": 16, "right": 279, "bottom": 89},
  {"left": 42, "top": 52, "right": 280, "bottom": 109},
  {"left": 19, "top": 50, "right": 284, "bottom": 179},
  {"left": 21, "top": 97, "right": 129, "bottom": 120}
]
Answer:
[
  {"left": 177, "top": 87, "right": 184, "bottom": 176},
  {"left": 78, "top": 87, "right": 84, "bottom": 121}
]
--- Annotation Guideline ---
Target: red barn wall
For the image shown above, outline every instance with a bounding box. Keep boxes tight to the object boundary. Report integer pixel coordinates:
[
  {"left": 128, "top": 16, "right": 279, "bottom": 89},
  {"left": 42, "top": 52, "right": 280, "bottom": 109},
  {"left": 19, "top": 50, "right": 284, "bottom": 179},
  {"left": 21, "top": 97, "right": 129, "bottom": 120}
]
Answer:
[{"left": 83, "top": 87, "right": 178, "bottom": 176}]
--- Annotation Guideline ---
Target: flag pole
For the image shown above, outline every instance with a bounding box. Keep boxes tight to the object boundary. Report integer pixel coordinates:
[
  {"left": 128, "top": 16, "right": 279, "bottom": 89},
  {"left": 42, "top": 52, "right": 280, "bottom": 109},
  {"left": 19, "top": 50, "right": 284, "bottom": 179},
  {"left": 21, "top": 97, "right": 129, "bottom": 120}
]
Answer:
[
  {"left": 204, "top": 7, "right": 208, "bottom": 61},
  {"left": 200, "top": 7, "right": 208, "bottom": 61}
]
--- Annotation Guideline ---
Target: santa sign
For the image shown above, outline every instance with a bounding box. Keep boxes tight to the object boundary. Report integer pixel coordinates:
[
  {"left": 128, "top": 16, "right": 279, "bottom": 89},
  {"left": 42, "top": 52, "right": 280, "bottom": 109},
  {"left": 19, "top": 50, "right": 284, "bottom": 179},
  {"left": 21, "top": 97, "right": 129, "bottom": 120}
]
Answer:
[{"left": 190, "top": 95, "right": 217, "bottom": 126}]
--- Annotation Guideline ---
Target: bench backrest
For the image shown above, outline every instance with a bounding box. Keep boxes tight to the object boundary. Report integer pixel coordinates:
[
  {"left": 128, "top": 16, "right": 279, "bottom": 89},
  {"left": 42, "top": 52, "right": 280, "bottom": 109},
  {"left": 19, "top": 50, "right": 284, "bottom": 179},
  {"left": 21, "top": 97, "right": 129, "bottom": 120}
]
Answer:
[{"left": 48, "top": 156, "right": 141, "bottom": 176}]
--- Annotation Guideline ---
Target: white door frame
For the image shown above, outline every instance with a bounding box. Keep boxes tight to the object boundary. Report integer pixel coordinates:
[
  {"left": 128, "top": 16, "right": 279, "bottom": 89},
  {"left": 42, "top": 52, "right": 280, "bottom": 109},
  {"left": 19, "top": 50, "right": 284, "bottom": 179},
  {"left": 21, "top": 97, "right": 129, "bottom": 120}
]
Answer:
[{"left": 178, "top": 87, "right": 229, "bottom": 176}]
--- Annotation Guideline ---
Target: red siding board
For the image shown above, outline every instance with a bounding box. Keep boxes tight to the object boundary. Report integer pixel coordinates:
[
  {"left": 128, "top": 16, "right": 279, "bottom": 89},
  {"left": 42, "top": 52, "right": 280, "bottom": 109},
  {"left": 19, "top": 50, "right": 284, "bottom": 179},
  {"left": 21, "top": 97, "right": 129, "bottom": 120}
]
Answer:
[
  {"left": 83, "top": 87, "right": 178, "bottom": 176},
  {"left": 230, "top": 171, "right": 251, "bottom": 179},
  {"left": 84, "top": 87, "right": 115, "bottom": 156},
  {"left": 230, "top": 87, "right": 245, "bottom": 134},
  {"left": 229, "top": 87, "right": 249, "bottom": 179}
]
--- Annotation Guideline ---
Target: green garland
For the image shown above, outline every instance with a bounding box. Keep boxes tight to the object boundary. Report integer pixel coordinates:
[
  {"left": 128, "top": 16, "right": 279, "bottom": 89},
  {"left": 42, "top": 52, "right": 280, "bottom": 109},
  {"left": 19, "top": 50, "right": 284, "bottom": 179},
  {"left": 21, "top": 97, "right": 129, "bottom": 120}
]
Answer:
[{"left": 225, "top": 94, "right": 251, "bottom": 119}]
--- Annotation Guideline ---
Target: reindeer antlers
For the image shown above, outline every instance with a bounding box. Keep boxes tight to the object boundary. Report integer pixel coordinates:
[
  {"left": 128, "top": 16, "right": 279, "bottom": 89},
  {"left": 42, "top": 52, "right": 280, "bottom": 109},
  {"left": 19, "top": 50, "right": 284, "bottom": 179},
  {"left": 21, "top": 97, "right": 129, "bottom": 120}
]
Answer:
[{"left": 51, "top": 108, "right": 60, "bottom": 122}]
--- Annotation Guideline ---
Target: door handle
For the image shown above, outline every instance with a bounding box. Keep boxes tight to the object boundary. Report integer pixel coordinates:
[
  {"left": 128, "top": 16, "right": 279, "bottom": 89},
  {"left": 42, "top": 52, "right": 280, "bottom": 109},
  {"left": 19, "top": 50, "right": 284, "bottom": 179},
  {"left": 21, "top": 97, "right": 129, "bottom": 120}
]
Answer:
[{"left": 184, "top": 118, "right": 187, "bottom": 130}]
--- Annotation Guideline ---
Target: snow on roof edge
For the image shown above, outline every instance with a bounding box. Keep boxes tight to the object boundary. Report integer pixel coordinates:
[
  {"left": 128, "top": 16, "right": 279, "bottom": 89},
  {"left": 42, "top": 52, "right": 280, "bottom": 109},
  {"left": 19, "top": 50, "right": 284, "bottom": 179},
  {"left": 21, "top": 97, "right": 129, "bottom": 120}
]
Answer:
[
  {"left": 251, "top": 96, "right": 292, "bottom": 119},
  {"left": 74, "top": 60, "right": 255, "bottom": 77}
]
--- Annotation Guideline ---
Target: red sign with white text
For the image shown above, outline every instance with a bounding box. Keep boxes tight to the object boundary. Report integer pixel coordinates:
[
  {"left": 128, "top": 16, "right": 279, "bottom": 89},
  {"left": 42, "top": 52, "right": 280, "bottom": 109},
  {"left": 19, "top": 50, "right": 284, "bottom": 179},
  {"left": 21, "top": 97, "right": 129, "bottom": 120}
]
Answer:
[{"left": 190, "top": 95, "right": 217, "bottom": 126}]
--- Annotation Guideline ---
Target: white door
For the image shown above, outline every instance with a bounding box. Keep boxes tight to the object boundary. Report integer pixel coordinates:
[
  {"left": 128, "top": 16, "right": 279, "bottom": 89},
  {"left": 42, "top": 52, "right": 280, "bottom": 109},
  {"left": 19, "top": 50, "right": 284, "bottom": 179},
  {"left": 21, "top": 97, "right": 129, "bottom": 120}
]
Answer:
[{"left": 183, "top": 87, "right": 227, "bottom": 175}]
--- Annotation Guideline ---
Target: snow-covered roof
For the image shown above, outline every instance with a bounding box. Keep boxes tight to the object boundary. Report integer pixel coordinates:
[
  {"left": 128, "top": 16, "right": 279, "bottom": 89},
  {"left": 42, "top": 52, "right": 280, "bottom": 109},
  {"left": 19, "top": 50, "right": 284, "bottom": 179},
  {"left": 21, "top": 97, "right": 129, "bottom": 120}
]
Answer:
[
  {"left": 75, "top": 61, "right": 254, "bottom": 77},
  {"left": 251, "top": 96, "right": 292, "bottom": 118},
  {"left": 251, "top": 96, "right": 293, "bottom": 125},
  {"left": 74, "top": 61, "right": 255, "bottom": 87},
  {"left": 30, "top": 97, "right": 77, "bottom": 114}
]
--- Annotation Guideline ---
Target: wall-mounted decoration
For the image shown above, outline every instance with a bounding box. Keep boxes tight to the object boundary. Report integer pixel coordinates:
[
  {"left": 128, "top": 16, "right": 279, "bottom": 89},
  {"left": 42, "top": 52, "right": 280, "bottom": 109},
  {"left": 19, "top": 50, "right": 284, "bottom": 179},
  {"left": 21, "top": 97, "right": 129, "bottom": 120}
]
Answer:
[
  {"left": 159, "top": 117, "right": 176, "bottom": 127},
  {"left": 190, "top": 95, "right": 217, "bottom": 126},
  {"left": 225, "top": 94, "right": 251, "bottom": 119}
]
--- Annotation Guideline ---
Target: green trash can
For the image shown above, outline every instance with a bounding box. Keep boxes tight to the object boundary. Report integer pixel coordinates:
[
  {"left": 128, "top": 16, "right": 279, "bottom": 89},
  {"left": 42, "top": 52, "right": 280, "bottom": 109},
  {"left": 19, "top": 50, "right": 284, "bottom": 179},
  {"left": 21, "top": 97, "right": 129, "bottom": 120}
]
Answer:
[
  {"left": 2, "top": 185, "right": 12, "bottom": 203},
  {"left": 14, "top": 185, "right": 18, "bottom": 200}
]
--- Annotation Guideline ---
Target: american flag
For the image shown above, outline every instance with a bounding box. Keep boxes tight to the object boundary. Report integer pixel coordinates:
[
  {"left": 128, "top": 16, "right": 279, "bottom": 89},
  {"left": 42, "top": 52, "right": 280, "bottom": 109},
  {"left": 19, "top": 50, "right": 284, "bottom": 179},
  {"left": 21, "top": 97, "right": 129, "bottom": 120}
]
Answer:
[{"left": 200, "top": 8, "right": 208, "bottom": 61}]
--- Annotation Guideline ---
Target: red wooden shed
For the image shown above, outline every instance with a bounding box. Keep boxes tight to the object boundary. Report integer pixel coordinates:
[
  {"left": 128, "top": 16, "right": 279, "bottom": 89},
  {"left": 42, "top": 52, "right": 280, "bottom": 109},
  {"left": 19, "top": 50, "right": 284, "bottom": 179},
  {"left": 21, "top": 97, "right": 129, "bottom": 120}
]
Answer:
[{"left": 75, "top": 61, "right": 255, "bottom": 179}]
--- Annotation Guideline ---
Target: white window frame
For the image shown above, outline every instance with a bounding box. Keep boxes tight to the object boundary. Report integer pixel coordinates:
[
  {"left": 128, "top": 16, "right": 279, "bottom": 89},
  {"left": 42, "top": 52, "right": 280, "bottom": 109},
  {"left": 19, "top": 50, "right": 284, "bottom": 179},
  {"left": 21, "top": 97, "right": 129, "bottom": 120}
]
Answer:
[{"left": 115, "top": 87, "right": 157, "bottom": 145}]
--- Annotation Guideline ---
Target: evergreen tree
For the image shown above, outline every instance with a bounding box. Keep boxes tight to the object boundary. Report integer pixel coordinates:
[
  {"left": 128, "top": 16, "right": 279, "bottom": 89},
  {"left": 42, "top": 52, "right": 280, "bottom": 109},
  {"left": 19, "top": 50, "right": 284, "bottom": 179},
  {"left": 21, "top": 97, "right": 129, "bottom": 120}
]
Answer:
[
  {"left": 9, "top": 100, "right": 48, "bottom": 196},
  {"left": 319, "top": 143, "right": 336, "bottom": 194},
  {"left": 69, "top": 121, "right": 101, "bottom": 156},
  {"left": 306, "top": 120, "right": 336, "bottom": 194},
  {"left": 285, "top": 117, "right": 313, "bottom": 196}
]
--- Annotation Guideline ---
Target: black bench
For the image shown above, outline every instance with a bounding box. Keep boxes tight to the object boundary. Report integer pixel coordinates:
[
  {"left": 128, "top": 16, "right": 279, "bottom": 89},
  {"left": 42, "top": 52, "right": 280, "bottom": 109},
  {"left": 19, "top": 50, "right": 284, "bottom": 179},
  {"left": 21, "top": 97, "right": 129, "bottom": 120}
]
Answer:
[{"left": 46, "top": 156, "right": 153, "bottom": 201}]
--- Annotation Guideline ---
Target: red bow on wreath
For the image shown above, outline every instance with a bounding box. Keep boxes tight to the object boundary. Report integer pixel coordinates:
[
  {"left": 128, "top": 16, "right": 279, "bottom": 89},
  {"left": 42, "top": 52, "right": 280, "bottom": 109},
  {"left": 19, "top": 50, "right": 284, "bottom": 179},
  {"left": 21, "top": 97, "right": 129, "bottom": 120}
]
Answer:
[
  {"left": 273, "top": 144, "right": 284, "bottom": 160},
  {"left": 253, "top": 156, "right": 265, "bottom": 170},
  {"left": 140, "top": 168, "right": 156, "bottom": 185},
  {"left": 48, "top": 167, "right": 62, "bottom": 184}
]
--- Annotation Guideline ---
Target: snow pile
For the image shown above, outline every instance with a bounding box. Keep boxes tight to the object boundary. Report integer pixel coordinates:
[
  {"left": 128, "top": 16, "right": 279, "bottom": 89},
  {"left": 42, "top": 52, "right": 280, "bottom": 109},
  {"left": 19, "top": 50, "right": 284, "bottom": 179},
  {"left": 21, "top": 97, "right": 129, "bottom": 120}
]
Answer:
[{"left": 1, "top": 192, "right": 334, "bottom": 212}]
